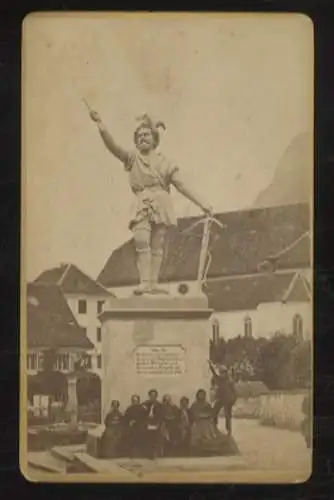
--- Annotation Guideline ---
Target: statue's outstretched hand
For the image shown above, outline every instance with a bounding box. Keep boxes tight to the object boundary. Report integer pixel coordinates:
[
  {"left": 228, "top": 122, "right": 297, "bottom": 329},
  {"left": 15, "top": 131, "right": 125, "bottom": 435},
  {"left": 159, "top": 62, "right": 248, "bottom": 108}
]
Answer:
[
  {"left": 89, "top": 110, "right": 101, "bottom": 123},
  {"left": 202, "top": 204, "right": 213, "bottom": 217}
]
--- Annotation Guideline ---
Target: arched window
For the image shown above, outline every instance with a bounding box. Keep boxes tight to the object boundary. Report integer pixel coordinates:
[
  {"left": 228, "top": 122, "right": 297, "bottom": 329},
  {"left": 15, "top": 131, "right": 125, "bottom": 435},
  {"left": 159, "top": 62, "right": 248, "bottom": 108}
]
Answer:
[
  {"left": 293, "top": 314, "right": 303, "bottom": 341},
  {"left": 244, "top": 316, "right": 252, "bottom": 338},
  {"left": 212, "top": 318, "right": 220, "bottom": 344}
]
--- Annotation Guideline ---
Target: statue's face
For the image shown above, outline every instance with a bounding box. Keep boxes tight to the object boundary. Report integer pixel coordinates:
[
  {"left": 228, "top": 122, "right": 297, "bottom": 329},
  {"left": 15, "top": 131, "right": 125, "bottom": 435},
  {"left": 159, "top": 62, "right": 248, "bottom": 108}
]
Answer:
[{"left": 136, "top": 126, "right": 155, "bottom": 152}]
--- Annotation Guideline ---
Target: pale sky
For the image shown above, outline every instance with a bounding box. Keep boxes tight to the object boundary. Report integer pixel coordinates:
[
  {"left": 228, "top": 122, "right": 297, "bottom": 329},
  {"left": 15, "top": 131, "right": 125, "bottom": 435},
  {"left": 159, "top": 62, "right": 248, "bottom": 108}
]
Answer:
[{"left": 22, "top": 13, "right": 313, "bottom": 281}]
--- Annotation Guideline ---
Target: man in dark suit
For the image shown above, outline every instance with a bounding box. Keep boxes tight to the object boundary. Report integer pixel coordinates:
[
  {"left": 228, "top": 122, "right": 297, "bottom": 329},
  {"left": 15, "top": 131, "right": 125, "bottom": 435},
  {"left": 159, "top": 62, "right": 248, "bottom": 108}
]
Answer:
[
  {"left": 209, "top": 361, "right": 237, "bottom": 436},
  {"left": 142, "top": 389, "right": 164, "bottom": 458}
]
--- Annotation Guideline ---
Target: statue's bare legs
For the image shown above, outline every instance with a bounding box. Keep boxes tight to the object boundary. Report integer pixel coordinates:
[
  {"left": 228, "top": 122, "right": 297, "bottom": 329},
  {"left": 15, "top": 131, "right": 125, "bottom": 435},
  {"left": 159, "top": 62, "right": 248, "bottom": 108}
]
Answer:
[
  {"left": 150, "top": 225, "right": 168, "bottom": 294},
  {"left": 132, "top": 222, "right": 168, "bottom": 295}
]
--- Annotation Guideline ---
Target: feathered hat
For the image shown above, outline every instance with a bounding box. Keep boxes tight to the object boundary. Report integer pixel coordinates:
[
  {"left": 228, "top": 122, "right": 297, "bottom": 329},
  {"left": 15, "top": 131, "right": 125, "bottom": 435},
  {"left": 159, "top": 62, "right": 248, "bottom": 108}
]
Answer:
[{"left": 134, "top": 113, "right": 166, "bottom": 148}]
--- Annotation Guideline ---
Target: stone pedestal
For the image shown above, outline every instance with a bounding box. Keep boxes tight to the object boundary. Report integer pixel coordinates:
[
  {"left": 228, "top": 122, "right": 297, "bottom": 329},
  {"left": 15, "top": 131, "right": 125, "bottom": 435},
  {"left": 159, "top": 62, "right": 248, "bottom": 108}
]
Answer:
[{"left": 99, "top": 293, "right": 213, "bottom": 419}]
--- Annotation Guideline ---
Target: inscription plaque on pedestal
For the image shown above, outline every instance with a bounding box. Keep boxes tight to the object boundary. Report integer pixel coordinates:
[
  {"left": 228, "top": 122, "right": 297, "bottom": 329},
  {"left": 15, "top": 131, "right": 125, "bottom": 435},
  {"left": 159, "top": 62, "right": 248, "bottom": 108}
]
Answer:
[{"left": 134, "top": 345, "right": 186, "bottom": 377}]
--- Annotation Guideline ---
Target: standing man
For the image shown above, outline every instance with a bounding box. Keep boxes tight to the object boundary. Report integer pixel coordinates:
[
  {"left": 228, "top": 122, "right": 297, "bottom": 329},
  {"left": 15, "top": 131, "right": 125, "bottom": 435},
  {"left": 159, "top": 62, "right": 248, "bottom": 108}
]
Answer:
[
  {"left": 88, "top": 109, "right": 212, "bottom": 295},
  {"left": 142, "top": 389, "right": 164, "bottom": 459},
  {"left": 209, "top": 361, "right": 237, "bottom": 436}
]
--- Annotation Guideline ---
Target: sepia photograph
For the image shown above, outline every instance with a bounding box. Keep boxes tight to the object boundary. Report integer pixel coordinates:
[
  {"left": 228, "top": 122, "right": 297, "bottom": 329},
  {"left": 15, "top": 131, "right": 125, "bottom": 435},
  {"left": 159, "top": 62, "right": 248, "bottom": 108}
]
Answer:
[{"left": 21, "top": 12, "right": 313, "bottom": 483}]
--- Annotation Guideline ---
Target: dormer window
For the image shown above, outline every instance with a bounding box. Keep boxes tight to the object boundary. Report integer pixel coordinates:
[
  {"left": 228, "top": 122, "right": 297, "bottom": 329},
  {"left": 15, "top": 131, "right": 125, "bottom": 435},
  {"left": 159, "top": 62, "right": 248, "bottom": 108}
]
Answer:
[
  {"left": 244, "top": 316, "right": 252, "bottom": 338},
  {"left": 212, "top": 318, "right": 220, "bottom": 344},
  {"left": 293, "top": 314, "right": 303, "bottom": 341}
]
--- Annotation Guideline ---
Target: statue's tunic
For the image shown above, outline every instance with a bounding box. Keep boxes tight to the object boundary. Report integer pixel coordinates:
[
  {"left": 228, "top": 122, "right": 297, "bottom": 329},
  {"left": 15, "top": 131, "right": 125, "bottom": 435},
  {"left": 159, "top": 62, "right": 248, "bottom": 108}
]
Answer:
[{"left": 124, "top": 150, "right": 179, "bottom": 230}]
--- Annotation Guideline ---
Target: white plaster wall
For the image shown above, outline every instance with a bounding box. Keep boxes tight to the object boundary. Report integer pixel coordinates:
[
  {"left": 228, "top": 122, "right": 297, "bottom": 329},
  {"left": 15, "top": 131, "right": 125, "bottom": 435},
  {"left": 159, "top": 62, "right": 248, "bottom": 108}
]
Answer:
[
  {"left": 257, "top": 301, "right": 312, "bottom": 340},
  {"left": 213, "top": 310, "right": 259, "bottom": 340},
  {"left": 65, "top": 293, "right": 107, "bottom": 377}
]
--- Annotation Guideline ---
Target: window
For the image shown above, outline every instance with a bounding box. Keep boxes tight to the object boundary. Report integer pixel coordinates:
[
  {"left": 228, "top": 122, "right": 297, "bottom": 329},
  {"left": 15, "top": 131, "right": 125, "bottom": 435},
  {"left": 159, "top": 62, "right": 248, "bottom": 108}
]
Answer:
[
  {"left": 38, "top": 353, "right": 44, "bottom": 370},
  {"left": 97, "top": 355, "right": 102, "bottom": 369},
  {"left": 97, "top": 327, "right": 102, "bottom": 343},
  {"left": 244, "top": 316, "right": 252, "bottom": 338},
  {"left": 55, "top": 354, "right": 70, "bottom": 371},
  {"left": 27, "top": 353, "right": 37, "bottom": 371},
  {"left": 84, "top": 355, "right": 92, "bottom": 370},
  {"left": 293, "top": 314, "right": 303, "bottom": 341},
  {"left": 78, "top": 299, "right": 87, "bottom": 314},
  {"left": 97, "top": 300, "right": 105, "bottom": 314},
  {"left": 212, "top": 318, "right": 220, "bottom": 344}
]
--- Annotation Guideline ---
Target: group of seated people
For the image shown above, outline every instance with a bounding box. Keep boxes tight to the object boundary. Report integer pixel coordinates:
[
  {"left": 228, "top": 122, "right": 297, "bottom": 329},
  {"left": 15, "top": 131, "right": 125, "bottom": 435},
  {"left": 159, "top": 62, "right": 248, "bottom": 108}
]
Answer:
[{"left": 102, "top": 388, "right": 239, "bottom": 459}]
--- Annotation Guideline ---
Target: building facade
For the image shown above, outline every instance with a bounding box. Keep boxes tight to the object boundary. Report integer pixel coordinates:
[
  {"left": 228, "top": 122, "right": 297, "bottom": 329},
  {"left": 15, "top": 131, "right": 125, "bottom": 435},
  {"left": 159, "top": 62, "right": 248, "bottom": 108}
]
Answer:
[
  {"left": 34, "top": 263, "right": 114, "bottom": 377},
  {"left": 27, "top": 283, "right": 94, "bottom": 377}
]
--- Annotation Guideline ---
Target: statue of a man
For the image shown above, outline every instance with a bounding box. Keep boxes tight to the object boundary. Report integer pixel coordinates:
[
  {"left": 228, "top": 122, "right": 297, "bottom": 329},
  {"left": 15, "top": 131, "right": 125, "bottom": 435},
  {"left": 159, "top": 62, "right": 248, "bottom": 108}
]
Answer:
[{"left": 89, "top": 110, "right": 212, "bottom": 295}]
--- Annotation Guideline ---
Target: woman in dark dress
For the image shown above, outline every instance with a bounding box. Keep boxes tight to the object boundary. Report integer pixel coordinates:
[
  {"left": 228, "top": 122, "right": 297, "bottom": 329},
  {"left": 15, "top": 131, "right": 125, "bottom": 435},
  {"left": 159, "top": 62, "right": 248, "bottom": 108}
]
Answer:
[
  {"left": 161, "top": 394, "right": 180, "bottom": 457},
  {"left": 178, "top": 396, "right": 192, "bottom": 456},
  {"left": 123, "top": 395, "right": 146, "bottom": 458},
  {"left": 103, "top": 400, "right": 123, "bottom": 458},
  {"left": 190, "top": 389, "right": 239, "bottom": 457}
]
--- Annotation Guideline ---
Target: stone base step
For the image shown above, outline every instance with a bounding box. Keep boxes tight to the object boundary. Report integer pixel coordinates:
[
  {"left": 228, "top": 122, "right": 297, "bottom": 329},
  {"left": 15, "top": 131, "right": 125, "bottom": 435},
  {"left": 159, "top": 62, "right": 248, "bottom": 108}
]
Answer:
[
  {"left": 73, "top": 452, "right": 138, "bottom": 480},
  {"left": 51, "top": 444, "right": 85, "bottom": 463},
  {"left": 27, "top": 451, "right": 67, "bottom": 473}
]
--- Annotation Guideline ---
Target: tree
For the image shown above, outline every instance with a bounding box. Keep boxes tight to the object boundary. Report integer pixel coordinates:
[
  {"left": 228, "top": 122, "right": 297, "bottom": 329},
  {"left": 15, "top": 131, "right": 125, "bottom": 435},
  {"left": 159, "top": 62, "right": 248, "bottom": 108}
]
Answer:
[
  {"left": 209, "top": 337, "right": 226, "bottom": 364},
  {"left": 255, "top": 333, "right": 298, "bottom": 390},
  {"left": 290, "top": 340, "right": 311, "bottom": 388}
]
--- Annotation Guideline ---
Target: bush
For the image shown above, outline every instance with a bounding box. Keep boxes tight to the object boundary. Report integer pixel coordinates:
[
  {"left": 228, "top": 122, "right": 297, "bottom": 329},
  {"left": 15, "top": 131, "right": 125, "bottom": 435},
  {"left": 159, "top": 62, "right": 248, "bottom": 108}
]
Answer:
[{"left": 210, "top": 333, "right": 311, "bottom": 391}]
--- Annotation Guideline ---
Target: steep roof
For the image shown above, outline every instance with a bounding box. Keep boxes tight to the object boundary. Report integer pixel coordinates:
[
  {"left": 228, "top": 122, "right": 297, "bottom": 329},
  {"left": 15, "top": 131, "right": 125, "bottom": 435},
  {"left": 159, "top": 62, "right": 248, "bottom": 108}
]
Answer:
[
  {"left": 35, "top": 263, "right": 112, "bottom": 296},
  {"left": 26, "top": 283, "right": 93, "bottom": 349},
  {"left": 204, "top": 271, "right": 310, "bottom": 312},
  {"left": 98, "top": 203, "right": 311, "bottom": 287}
]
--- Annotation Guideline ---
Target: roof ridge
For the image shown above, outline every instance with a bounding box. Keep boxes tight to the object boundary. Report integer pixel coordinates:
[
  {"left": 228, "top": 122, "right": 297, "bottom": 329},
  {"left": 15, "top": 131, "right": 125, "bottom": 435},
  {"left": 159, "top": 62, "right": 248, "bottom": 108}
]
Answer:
[
  {"left": 281, "top": 271, "right": 301, "bottom": 303},
  {"left": 61, "top": 262, "right": 113, "bottom": 296},
  {"left": 58, "top": 263, "right": 72, "bottom": 286},
  {"left": 300, "top": 274, "right": 312, "bottom": 300},
  {"left": 269, "top": 231, "right": 310, "bottom": 261}
]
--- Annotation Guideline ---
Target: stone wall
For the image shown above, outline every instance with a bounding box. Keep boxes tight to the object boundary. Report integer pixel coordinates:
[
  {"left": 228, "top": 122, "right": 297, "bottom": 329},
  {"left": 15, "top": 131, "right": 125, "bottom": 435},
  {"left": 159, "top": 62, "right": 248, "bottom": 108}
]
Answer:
[
  {"left": 258, "top": 390, "right": 308, "bottom": 431},
  {"left": 232, "top": 390, "right": 310, "bottom": 431}
]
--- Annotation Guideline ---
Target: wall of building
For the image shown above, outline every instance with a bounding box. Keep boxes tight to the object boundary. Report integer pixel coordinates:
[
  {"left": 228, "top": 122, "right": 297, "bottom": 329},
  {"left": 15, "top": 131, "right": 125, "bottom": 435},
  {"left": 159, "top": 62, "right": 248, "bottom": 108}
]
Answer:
[
  {"left": 65, "top": 294, "right": 107, "bottom": 377},
  {"left": 213, "top": 310, "right": 258, "bottom": 340},
  {"left": 26, "top": 348, "right": 81, "bottom": 375},
  {"left": 210, "top": 302, "right": 311, "bottom": 342},
  {"left": 257, "top": 301, "right": 312, "bottom": 340}
]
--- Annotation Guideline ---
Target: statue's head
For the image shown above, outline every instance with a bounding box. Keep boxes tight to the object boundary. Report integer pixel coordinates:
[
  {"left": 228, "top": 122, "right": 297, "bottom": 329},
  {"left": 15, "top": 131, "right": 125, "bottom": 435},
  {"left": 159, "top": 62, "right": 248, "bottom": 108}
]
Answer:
[{"left": 134, "top": 114, "right": 166, "bottom": 153}]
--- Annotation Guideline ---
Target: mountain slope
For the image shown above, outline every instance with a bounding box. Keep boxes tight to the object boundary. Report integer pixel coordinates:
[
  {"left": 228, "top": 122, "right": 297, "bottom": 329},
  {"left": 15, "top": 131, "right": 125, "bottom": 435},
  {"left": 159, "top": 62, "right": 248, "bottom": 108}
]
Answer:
[{"left": 252, "top": 133, "right": 312, "bottom": 208}]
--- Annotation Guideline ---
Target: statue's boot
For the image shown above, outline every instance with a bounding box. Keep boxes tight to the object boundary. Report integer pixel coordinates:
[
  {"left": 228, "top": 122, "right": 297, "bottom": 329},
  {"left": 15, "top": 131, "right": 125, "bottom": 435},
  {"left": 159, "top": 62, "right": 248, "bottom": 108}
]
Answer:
[
  {"left": 150, "top": 251, "right": 169, "bottom": 294},
  {"left": 133, "top": 250, "right": 152, "bottom": 295}
]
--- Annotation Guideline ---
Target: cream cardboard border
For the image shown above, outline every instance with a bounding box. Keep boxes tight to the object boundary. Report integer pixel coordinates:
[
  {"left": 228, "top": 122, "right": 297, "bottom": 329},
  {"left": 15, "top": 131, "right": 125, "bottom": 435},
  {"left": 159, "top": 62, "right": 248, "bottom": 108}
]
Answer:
[{"left": 20, "top": 11, "right": 314, "bottom": 484}]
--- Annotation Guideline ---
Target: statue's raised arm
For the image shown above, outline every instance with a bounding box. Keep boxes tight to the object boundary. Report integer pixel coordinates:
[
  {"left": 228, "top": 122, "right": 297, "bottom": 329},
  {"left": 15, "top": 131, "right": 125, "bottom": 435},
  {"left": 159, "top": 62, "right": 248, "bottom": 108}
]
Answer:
[{"left": 89, "top": 109, "right": 130, "bottom": 164}]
